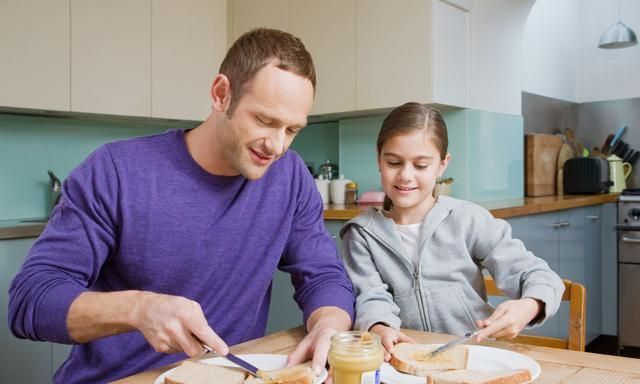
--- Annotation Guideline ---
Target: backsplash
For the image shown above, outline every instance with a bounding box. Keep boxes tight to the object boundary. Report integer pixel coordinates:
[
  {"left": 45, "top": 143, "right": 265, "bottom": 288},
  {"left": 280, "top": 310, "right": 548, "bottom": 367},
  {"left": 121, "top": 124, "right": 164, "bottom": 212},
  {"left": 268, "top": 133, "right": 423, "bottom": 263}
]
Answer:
[
  {"left": 338, "top": 109, "right": 524, "bottom": 203},
  {"left": 523, "top": 92, "right": 639, "bottom": 188},
  {"left": 0, "top": 114, "right": 337, "bottom": 220},
  {"left": 0, "top": 107, "right": 524, "bottom": 220}
]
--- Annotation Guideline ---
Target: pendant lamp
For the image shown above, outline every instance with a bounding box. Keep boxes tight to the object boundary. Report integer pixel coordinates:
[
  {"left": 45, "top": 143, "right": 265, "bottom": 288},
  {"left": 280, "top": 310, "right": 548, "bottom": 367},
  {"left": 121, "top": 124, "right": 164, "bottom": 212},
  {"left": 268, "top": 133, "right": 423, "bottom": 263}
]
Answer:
[{"left": 598, "top": 1, "right": 637, "bottom": 49}]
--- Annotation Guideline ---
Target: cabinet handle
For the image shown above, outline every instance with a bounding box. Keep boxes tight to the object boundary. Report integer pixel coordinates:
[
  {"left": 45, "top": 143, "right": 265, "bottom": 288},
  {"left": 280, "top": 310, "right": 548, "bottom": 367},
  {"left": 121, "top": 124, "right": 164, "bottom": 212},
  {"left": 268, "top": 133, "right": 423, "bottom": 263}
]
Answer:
[
  {"left": 585, "top": 215, "right": 599, "bottom": 220},
  {"left": 560, "top": 221, "right": 570, "bottom": 227},
  {"left": 551, "top": 222, "right": 564, "bottom": 228},
  {"left": 622, "top": 237, "right": 640, "bottom": 243}
]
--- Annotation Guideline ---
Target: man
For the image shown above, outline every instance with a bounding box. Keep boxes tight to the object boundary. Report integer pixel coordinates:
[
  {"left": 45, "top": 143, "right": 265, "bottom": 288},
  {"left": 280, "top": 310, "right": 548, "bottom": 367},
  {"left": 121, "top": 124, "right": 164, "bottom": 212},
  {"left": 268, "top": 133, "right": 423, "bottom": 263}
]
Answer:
[{"left": 8, "top": 28, "right": 354, "bottom": 383}]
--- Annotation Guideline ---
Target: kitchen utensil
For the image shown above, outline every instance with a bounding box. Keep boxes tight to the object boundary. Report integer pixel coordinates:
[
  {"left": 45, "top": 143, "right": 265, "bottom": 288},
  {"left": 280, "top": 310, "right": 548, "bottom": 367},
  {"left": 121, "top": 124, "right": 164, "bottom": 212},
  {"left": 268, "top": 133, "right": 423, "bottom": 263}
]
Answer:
[
  {"left": 318, "top": 160, "right": 338, "bottom": 181},
  {"left": 608, "top": 154, "right": 633, "bottom": 193},
  {"left": 47, "top": 170, "right": 62, "bottom": 218},
  {"left": 525, "top": 134, "right": 563, "bottom": 197},
  {"left": 610, "top": 125, "right": 627, "bottom": 148},
  {"left": 623, "top": 149, "right": 636, "bottom": 163},
  {"left": 628, "top": 151, "right": 640, "bottom": 166},
  {"left": 329, "top": 175, "right": 352, "bottom": 204},
  {"left": 424, "top": 330, "right": 481, "bottom": 360},
  {"left": 225, "top": 352, "right": 263, "bottom": 377},
  {"left": 601, "top": 134, "right": 614, "bottom": 155},
  {"left": 564, "top": 128, "right": 580, "bottom": 157},
  {"left": 556, "top": 143, "right": 575, "bottom": 195}
]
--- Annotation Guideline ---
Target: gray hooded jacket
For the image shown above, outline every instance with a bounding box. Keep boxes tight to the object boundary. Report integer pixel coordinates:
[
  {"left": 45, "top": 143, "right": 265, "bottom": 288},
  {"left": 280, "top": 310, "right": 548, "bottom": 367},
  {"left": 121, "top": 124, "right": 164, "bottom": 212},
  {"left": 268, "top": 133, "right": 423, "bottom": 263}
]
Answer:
[{"left": 339, "top": 196, "right": 565, "bottom": 336}]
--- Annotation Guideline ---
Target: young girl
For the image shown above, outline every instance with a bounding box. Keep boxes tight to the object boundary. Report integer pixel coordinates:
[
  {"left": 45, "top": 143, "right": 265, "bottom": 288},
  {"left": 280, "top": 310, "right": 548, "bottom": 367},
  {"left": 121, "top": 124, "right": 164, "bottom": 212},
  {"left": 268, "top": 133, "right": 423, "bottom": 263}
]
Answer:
[{"left": 340, "top": 102, "right": 565, "bottom": 360}]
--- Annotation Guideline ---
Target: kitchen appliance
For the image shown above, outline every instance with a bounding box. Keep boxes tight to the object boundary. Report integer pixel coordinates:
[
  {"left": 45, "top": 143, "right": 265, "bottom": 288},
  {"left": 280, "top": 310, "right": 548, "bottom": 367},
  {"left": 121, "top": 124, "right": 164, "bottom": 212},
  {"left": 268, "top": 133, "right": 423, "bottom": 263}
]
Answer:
[
  {"left": 608, "top": 154, "right": 633, "bottom": 193},
  {"left": 617, "top": 188, "right": 640, "bottom": 350},
  {"left": 562, "top": 157, "right": 611, "bottom": 194},
  {"left": 318, "top": 160, "right": 339, "bottom": 181}
]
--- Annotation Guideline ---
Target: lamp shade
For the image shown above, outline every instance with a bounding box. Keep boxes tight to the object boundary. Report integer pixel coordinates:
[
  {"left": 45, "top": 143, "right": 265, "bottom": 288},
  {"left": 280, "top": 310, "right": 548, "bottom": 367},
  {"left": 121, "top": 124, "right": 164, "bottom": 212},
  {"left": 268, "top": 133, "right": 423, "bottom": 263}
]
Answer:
[{"left": 599, "top": 20, "right": 638, "bottom": 48}]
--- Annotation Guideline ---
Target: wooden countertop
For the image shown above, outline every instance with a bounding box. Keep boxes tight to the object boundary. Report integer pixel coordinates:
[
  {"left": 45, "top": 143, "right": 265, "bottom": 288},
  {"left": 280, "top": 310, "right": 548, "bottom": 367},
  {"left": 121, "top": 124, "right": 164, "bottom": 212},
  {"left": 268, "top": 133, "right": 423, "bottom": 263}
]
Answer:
[
  {"left": 324, "top": 193, "right": 620, "bottom": 220},
  {"left": 113, "top": 326, "right": 640, "bottom": 384}
]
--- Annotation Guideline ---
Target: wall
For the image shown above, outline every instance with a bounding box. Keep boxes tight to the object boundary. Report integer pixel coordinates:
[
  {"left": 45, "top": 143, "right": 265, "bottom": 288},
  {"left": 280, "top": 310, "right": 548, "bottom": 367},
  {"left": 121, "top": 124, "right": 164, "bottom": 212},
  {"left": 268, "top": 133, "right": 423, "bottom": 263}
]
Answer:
[
  {"left": 468, "top": 0, "right": 535, "bottom": 115},
  {"left": 522, "top": 92, "right": 578, "bottom": 135},
  {"left": 522, "top": 0, "right": 580, "bottom": 101},
  {"left": 577, "top": 0, "right": 640, "bottom": 102},
  {"left": 0, "top": 114, "right": 338, "bottom": 220},
  {"left": 523, "top": 0, "right": 640, "bottom": 103}
]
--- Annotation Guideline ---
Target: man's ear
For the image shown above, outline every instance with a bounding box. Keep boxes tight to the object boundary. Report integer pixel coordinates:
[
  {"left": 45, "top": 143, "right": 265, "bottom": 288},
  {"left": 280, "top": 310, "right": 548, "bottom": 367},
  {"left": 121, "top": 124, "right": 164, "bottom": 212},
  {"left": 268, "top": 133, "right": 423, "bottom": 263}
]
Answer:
[
  {"left": 211, "top": 74, "right": 231, "bottom": 112},
  {"left": 437, "top": 153, "right": 451, "bottom": 178}
]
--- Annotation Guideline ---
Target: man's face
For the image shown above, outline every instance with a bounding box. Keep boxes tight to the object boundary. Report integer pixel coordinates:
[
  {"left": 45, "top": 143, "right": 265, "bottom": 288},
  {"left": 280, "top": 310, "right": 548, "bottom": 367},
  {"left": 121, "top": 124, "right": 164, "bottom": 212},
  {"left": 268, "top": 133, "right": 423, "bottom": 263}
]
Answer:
[{"left": 217, "top": 65, "right": 314, "bottom": 180}]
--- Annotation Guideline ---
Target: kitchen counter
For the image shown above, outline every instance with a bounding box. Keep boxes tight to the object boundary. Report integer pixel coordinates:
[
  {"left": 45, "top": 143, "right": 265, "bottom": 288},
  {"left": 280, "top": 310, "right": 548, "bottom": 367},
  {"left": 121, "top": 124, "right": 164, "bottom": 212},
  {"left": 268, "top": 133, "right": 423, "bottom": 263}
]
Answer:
[
  {"left": 324, "top": 193, "right": 620, "bottom": 220},
  {"left": 0, "top": 219, "right": 47, "bottom": 240},
  {"left": 113, "top": 326, "right": 640, "bottom": 383}
]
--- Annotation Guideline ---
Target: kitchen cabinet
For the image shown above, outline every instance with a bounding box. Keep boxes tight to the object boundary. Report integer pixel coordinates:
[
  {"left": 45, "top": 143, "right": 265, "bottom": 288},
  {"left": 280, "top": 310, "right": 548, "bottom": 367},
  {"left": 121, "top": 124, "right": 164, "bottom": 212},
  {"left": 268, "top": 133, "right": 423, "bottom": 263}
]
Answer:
[
  {"left": 0, "top": 0, "right": 70, "bottom": 111},
  {"left": 230, "top": 0, "right": 356, "bottom": 116},
  {"left": 266, "top": 220, "right": 346, "bottom": 333},
  {"left": 0, "top": 237, "right": 70, "bottom": 383},
  {"left": 506, "top": 206, "right": 603, "bottom": 343},
  {"left": 356, "top": 0, "right": 469, "bottom": 111},
  {"left": 71, "top": 0, "right": 151, "bottom": 117},
  {"left": 599, "top": 203, "right": 617, "bottom": 336},
  {"left": 151, "top": 0, "right": 227, "bottom": 121}
]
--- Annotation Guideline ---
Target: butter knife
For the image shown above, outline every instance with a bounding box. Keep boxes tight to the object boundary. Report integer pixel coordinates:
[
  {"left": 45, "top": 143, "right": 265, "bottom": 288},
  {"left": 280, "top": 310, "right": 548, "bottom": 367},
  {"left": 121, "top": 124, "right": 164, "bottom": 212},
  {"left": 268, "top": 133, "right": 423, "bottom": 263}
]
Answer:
[
  {"left": 425, "top": 329, "right": 481, "bottom": 360},
  {"left": 201, "top": 343, "right": 262, "bottom": 378}
]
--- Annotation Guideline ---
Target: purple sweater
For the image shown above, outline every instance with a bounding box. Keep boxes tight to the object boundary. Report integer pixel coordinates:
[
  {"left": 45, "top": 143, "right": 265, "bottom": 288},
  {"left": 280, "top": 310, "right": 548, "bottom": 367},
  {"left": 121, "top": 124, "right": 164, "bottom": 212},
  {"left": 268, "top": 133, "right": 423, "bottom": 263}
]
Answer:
[{"left": 8, "top": 129, "right": 354, "bottom": 383}]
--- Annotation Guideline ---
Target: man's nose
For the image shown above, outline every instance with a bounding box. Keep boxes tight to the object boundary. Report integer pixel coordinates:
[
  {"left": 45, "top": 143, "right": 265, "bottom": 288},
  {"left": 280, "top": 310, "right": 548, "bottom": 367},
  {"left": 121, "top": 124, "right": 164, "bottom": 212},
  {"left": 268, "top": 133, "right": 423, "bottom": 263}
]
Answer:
[{"left": 266, "top": 129, "right": 286, "bottom": 156}]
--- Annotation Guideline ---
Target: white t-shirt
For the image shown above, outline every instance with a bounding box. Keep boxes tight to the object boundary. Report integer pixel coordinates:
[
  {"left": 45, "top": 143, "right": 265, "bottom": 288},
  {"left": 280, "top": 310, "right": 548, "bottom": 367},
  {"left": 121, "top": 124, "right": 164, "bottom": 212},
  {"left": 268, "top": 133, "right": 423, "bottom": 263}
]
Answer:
[{"left": 395, "top": 222, "right": 422, "bottom": 270}]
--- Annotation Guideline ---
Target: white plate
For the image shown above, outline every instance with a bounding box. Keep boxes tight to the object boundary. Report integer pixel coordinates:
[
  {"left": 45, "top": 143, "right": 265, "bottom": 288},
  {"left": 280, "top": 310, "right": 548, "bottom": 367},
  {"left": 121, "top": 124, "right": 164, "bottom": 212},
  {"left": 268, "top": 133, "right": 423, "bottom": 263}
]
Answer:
[
  {"left": 380, "top": 344, "right": 541, "bottom": 384},
  {"left": 154, "top": 354, "right": 328, "bottom": 384}
]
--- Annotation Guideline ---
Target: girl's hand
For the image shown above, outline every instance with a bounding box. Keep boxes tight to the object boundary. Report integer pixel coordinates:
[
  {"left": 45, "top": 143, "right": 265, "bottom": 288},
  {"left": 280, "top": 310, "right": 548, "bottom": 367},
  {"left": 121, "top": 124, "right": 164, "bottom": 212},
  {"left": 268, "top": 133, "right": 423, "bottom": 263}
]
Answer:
[
  {"left": 369, "top": 324, "right": 416, "bottom": 361},
  {"left": 475, "top": 298, "right": 543, "bottom": 342}
]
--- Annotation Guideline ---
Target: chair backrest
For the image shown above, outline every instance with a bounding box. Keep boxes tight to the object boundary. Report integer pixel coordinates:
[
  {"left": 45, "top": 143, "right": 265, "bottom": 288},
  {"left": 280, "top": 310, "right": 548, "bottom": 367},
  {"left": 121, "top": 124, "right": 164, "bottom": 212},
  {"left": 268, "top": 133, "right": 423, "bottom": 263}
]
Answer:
[{"left": 484, "top": 276, "right": 586, "bottom": 352}]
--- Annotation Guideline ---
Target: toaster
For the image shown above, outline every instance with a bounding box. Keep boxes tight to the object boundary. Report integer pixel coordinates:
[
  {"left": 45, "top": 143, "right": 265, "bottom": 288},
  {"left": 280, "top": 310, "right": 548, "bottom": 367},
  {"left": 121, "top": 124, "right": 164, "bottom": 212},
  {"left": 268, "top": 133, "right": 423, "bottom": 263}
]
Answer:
[{"left": 563, "top": 157, "right": 611, "bottom": 194}]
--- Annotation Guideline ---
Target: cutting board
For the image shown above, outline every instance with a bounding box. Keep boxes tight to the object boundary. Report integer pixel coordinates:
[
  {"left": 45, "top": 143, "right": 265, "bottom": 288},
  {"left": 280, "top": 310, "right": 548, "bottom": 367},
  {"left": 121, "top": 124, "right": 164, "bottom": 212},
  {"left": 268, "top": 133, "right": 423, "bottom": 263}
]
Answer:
[{"left": 526, "top": 134, "right": 563, "bottom": 197}]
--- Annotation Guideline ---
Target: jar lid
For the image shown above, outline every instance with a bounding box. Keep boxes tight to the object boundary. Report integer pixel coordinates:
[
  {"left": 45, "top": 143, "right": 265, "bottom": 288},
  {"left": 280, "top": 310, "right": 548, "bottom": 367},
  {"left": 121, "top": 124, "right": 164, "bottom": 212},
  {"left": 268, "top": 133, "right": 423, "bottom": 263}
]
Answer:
[{"left": 346, "top": 181, "right": 358, "bottom": 188}]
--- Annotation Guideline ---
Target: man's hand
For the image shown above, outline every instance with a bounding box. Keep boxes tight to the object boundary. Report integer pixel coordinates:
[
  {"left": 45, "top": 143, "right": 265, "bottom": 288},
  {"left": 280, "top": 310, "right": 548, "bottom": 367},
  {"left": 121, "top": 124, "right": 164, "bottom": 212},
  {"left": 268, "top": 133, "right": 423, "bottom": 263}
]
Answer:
[
  {"left": 286, "top": 306, "right": 351, "bottom": 380},
  {"left": 369, "top": 323, "right": 415, "bottom": 361},
  {"left": 475, "top": 298, "right": 543, "bottom": 342},
  {"left": 67, "top": 291, "right": 228, "bottom": 357}
]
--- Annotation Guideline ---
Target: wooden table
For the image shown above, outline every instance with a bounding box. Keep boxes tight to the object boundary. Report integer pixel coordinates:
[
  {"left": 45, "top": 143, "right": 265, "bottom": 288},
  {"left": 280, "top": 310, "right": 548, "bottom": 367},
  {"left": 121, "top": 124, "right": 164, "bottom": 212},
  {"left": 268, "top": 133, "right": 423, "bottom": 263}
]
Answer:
[{"left": 113, "top": 326, "right": 640, "bottom": 383}]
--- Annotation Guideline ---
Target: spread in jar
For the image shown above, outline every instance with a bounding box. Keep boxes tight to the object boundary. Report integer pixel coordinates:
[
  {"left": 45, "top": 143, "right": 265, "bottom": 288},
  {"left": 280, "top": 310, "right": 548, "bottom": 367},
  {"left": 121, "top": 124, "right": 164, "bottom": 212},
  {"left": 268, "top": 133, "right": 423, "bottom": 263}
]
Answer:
[{"left": 328, "top": 331, "right": 384, "bottom": 384}]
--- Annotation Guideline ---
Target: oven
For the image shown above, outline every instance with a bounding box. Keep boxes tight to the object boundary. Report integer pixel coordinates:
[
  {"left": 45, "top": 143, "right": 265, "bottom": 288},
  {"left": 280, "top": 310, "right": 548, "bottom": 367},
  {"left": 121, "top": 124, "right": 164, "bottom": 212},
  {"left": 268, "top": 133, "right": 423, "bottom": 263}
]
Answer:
[{"left": 617, "top": 189, "right": 640, "bottom": 350}]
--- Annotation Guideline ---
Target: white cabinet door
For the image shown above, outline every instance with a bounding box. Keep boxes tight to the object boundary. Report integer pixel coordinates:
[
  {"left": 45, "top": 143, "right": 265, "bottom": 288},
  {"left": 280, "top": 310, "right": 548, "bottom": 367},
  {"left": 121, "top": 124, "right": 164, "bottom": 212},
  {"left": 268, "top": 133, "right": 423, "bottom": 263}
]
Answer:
[
  {"left": 356, "top": 0, "right": 433, "bottom": 111},
  {"left": 289, "top": 0, "right": 356, "bottom": 115},
  {"left": 71, "top": 0, "right": 151, "bottom": 116},
  {"left": 229, "top": 0, "right": 288, "bottom": 42},
  {"left": 0, "top": 0, "right": 70, "bottom": 111},
  {"left": 151, "top": 0, "right": 227, "bottom": 121},
  {"left": 432, "top": 0, "right": 469, "bottom": 108}
]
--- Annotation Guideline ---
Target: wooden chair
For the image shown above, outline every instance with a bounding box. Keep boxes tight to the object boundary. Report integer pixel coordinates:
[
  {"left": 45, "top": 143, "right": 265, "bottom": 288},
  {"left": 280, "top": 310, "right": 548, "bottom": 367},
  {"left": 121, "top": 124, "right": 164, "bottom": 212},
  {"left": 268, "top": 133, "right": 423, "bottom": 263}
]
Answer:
[{"left": 484, "top": 276, "right": 586, "bottom": 351}]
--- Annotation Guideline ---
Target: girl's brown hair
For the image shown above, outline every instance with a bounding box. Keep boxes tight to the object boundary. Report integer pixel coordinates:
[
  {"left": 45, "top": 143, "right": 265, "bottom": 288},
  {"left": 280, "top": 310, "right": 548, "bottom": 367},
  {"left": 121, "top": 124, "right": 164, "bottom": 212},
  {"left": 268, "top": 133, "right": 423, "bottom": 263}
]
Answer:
[
  {"left": 219, "top": 28, "right": 316, "bottom": 117},
  {"left": 377, "top": 102, "right": 449, "bottom": 211}
]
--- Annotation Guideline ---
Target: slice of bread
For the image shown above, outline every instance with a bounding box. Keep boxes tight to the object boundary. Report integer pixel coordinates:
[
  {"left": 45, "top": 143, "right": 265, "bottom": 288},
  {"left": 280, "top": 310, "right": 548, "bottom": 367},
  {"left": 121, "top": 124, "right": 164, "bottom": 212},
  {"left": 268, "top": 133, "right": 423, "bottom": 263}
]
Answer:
[
  {"left": 426, "top": 369, "right": 532, "bottom": 384},
  {"left": 255, "top": 364, "right": 315, "bottom": 384},
  {"left": 389, "top": 343, "right": 468, "bottom": 377},
  {"left": 164, "top": 360, "right": 246, "bottom": 384}
]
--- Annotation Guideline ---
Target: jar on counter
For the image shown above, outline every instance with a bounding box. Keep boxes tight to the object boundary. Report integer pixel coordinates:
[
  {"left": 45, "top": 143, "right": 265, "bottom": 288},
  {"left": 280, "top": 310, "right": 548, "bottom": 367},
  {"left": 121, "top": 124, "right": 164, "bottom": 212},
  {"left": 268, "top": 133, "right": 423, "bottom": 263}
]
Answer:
[
  {"left": 328, "top": 331, "right": 383, "bottom": 384},
  {"left": 345, "top": 181, "right": 358, "bottom": 205}
]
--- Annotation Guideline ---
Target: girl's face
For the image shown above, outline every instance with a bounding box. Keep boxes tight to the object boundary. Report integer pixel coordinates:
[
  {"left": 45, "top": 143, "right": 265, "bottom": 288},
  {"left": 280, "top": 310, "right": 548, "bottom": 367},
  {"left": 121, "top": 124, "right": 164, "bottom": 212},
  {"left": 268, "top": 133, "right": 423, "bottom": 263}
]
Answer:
[{"left": 378, "top": 129, "right": 449, "bottom": 223}]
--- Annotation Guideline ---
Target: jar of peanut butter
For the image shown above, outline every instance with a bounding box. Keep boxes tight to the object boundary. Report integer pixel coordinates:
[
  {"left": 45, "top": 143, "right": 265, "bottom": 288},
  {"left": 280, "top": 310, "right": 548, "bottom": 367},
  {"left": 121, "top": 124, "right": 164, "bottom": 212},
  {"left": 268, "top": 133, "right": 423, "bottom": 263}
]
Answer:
[{"left": 328, "top": 331, "right": 383, "bottom": 384}]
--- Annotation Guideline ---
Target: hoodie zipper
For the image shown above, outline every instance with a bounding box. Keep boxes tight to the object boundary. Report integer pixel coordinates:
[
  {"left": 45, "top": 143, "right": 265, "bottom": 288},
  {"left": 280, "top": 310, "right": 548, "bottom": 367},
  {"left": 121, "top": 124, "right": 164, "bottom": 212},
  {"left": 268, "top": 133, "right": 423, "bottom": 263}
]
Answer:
[{"left": 361, "top": 227, "right": 429, "bottom": 331}]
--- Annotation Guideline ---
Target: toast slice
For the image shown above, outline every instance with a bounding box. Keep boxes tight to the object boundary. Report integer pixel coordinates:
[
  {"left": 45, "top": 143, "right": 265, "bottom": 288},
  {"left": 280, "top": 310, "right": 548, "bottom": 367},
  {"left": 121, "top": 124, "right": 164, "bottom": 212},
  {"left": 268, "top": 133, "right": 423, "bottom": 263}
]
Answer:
[
  {"left": 390, "top": 343, "right": 468, "bottom": 377},
  {"left": 164, "top": 360, "right": 246, "bottom": 384},
  {"left": 242, "top": 364, "right": 315, "bottom": 384},
  {"left": 426, "top": 369, "right": 532, "bottom": 384}
]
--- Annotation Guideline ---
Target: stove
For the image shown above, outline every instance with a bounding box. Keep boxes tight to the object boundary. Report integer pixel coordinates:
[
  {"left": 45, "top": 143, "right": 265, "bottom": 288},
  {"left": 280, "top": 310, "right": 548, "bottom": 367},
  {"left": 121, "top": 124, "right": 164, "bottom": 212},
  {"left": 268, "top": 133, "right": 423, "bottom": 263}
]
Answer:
[{"left": 617, "top": 188, "right": 640, "bottom": 350}]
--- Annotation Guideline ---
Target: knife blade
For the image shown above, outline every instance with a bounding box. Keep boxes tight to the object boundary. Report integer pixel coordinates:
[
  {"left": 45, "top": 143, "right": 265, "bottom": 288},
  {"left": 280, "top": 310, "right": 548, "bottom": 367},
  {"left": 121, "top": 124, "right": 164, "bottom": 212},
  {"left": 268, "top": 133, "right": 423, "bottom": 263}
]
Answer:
[
  {"left": 225, "top": 352, "right": 262, "bottom": 378},
  {"left": 425, "top": 329, "right": 481, "bottom": 360}
]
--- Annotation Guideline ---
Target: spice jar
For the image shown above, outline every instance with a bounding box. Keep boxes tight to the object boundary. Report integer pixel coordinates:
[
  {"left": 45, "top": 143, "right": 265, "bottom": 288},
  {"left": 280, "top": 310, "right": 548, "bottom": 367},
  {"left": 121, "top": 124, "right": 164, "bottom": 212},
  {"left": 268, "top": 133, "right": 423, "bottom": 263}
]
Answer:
[
  {"left": 328, "top": 331, "right": 383, "bottom": 384},
  {"left": 345, "top": 181, "right": 358, "bottom": 205}
]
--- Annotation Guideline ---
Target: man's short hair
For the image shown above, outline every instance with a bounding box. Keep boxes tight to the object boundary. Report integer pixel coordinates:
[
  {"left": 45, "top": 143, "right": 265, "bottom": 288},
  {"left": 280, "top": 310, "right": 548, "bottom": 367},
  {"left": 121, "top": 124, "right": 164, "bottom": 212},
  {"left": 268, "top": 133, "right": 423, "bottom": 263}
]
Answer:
[{"left": 219, "top": 28, "right": 316, "bottom": 117}]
